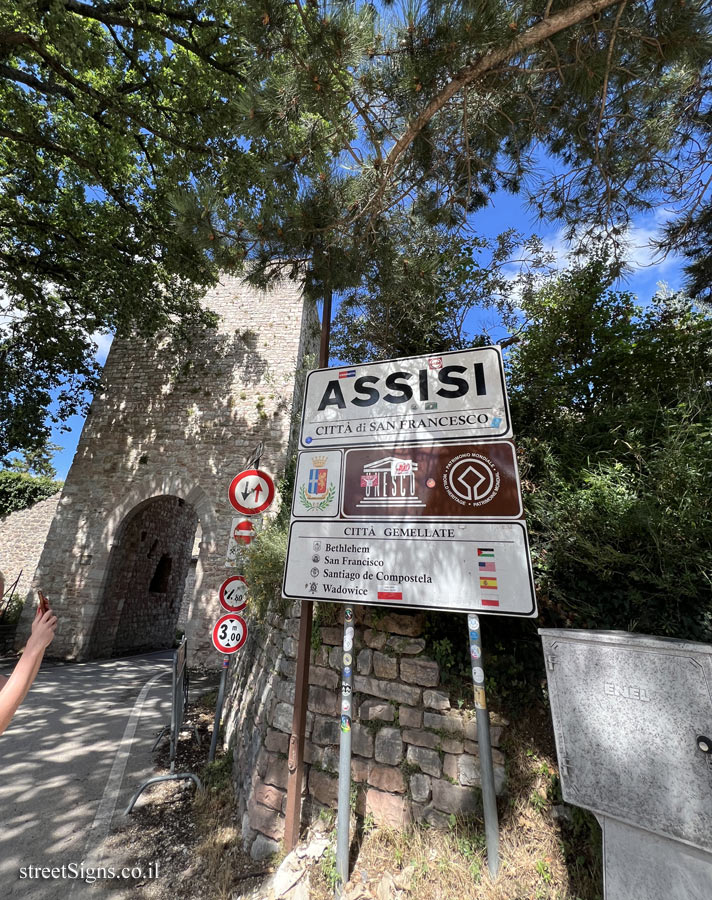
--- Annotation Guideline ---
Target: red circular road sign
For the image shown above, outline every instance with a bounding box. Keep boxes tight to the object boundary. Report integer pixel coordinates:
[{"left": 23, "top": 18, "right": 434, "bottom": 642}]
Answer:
[
  {"left": 228, "top": 469, "right": 275, "bottom": 516},
  {"left": 212, "top": 613, "right": 248, "bottom": 654},
  {"left": 219, "top": 575, "right": 248, "bottom": 613},
  {"left": 233, "top": 518, "right": 256, "bottom": 545}
]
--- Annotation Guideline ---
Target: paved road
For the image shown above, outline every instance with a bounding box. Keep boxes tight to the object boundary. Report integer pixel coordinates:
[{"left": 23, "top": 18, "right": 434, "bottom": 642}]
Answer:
[{"left": 0, "top": 652, "right": 178, "bottom": 900}]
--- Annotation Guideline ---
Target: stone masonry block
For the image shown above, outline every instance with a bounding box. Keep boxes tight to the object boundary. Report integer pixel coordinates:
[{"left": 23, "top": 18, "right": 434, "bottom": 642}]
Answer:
[
  {"left": 431, "top": 779, "right": 482, "bottom": 815},
  {"left": 329, "top": 646, "right": 342, "bottom": 670},
  {"left": 400, "top": 657, "right": 439, "bottom": 687},
  {"left": 312, "top": 714, "right": 341, "bottom": 746},
  {"left": 352, "top": 722, "right": 374, "bottom": 759},
  {"left": 368, "top": 765, "right": 406, "bottom": 794},
  {"left": 320, "top": 626, "right": 343, "bottom": 646},
  {"left": 308, "top": 685, "right": 339, "bottom": 717},
  {"left": 403, "top": 728, "right": 440, "bottom": 750},
  {"left": 406, "top": 745, "right": 441, "bottom": 778},
  {"left": 356, "top": 648, "right": 373, "bottom": 675},
  {"left": 375, "top": 727, "right": 404, "bottom": 766},
  {"left": 372, "top": 651, "right": 398, "bottom": 680},
  {"left": 249, "top": 803, "right": 285, "bottom": 842},
  {"left": 399, "top": 706, "right": 422, "bottom": 728},
  {"left": 423, "top": 711, "right": 464, "bottom": 736},
  {"left": 309, "top": 770, "right": 339, "bottom": 808},
  {"left": 351, "top": 758, "right": 371, "bottom": 783},
  {"left": 423, "top": 689, "right": 450, "bottom": 710},
  {"left": 253, "top": 779, "right": 285, "bottom": 812},
  {"left": 365, "top": 789, "right": 412, "bottom": 829},
  {"left": 271, "top": 701, "right": 294, "bottom": 734},
  {"left": 282, "top": 637, "right": 298, "bottom": 658},
  {"left": 363, "top": 629, "right": 388, "bottom": 650},
  {"left": 309, "top": 665, "right": 339, "bottom": 690},
  {"left": 359, "top": 699, "right": 394, "bottom": 723},
  {"left": 354, "top": 675, "right": 421, "bottom": 707},
  {"left": 263, "top": 754, "right": 289, "bottom": 790},
  {"left": 410, "top": 773, "right": 432, "bottom": 804},
  {"left": 265, "top": 729, "right": 289, "bottom": 754},
  {"left": 464, "top": 719, "right": 504, "bottom": 747},
  {"left": 387, "top": 636, "right": 426, "bottom": 655},
  {"left": 363, "top": 610, "right": 426, "bottom": 637}
]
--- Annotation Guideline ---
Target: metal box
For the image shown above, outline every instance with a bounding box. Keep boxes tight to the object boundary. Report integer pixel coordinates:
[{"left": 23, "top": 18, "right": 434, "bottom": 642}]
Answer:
[
  {"left": 600, "top": 815, "right": 712, "bottom": 900},
  {"left": 539, "top": 629, "right": 712, "bottom": 852}
]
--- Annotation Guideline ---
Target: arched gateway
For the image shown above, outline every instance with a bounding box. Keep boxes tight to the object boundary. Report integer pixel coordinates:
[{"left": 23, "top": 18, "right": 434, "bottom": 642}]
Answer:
[{"left": 16, "top": 275, "right": 317, "bottom": 666}]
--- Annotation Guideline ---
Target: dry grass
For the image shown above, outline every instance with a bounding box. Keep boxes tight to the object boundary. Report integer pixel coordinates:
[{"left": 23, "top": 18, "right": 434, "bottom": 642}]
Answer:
[{"left": 310, "top": 706, "right": 602, "bottom": 900}]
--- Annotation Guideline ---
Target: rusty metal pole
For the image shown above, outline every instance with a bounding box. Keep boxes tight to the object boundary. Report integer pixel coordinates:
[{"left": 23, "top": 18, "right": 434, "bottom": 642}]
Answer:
[{"left": 283, "top": 282, "right": 332, "bottom": 851}]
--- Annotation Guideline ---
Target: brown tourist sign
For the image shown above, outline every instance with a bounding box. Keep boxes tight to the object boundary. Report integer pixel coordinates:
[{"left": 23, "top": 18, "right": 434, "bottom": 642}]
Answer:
[{"left": 340, "top": 441, "right": 522, "bottom": 519}]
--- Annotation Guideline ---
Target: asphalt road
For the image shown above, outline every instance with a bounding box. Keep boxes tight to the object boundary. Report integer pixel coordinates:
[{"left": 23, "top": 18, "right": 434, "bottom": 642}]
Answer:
[{"left": 0, "top": 652, "right": 177, "bottom": 900}]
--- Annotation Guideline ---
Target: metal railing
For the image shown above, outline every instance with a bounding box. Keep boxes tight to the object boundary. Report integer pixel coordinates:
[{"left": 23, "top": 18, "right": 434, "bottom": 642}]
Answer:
[{"left": 125, "top": 637, "right": 202, "bottom": 814}]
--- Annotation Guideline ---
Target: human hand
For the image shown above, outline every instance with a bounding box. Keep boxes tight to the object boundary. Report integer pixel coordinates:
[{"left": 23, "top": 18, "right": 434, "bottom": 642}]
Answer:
[{"left": 28, "top": 607, "right": 58, "bottom": 653}]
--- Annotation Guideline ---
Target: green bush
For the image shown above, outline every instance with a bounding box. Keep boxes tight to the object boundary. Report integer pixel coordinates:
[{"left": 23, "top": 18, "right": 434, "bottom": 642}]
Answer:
[{"left": 0, "top": 471, "right": 63, "bottom": 518}]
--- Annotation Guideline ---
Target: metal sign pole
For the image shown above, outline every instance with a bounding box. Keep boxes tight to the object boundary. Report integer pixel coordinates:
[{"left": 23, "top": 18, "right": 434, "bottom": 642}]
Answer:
[
  {"left": 284, "top": 279, "right": 332, "bottom": 851},
  {"left": 335, "top": 606, "right": 355, "bottom": 892},
  {"left": 208, "top": 654, "right": 231, "bottom": 763},
  {"left": 467, "top": 613, "right": 500, "bottom": 878}
]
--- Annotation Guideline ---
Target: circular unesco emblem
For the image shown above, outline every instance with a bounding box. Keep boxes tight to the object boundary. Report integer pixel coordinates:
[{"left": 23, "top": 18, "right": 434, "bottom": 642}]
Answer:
[{"left": 443, "top": 453, "right": 501, "bottom": 508}]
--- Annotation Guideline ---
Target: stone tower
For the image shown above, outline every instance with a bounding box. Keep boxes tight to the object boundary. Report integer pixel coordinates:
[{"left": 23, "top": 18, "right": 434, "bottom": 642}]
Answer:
[{"left": 16, "top": 275, "right": 317, "bottom": 667}]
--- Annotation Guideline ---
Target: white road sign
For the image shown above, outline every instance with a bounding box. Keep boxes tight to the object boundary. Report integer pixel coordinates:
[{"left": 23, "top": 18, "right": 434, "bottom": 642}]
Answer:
[
  {"left": 299, "top": 347, "right": 511, "bottom": 449},
  {"left": 228, "top": 468, "right": 275, "bottom": 516},
  {"left": 283, "top": 519, "right": 536, "bottom": 617},
  {"left": 212, "top": 613, "right": 248, "bottom": 653}
]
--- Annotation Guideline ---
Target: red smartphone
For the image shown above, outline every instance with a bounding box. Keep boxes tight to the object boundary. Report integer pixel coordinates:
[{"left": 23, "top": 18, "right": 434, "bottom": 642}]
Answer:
[{"left": 38, "top": 591, "right": 50, "bottom": 615}]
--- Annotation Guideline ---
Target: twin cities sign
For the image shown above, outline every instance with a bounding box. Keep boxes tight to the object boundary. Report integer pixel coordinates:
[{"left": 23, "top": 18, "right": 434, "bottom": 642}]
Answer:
[
  {"left": 292, "top": 441, "right": 523, "bottom": 520},
  {"left": 282, "top": 519, "right": 536, "bottom": 617},
  {"left": 299, "top": 347, "right": 510, "bottom": 448}
]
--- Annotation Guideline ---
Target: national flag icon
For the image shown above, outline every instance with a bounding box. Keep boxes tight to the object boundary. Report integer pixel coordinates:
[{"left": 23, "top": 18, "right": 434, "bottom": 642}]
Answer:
[
  {"left": 378, "top": 588, "right": 403, "bottom": 601},
  {"left": 361, "top": 473, "right": 378, "bottom": 488},
  {"left": 424, "top": 401, "right": 438, "bottom": 410},
  {"left": 481, "top": 596, "right": 500, "bottom": 607},
  {"left": 477, "top": 548, "right": 495, "bottom": 558},
  {"left": 491, "top": 417, "right": 503, "bottom": 428},
  {"left": 479, "top": 561, "right": 496, "bottom": 572},
  {"left": 479, "top": 577, "right": 498, "bottom": 590},
  {"left": 339, "top": 369, "right": 356, "bottom": 378}
]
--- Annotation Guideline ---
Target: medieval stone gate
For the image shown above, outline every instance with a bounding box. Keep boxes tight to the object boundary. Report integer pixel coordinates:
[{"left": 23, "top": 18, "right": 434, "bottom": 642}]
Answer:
[{"left": 15, "top": 275, "right": 317, "bottom": 666}]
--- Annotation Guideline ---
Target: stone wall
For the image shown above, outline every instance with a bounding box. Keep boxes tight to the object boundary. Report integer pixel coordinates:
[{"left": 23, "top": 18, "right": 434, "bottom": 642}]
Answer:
[
  {"left": 224, "top": 602, "right": 507, "bottom": 859},
  {"left": 14, "top": 275, "right": 319, "bottom": 667},
  {"left": 0, "top": 493, "right": 61, "bottom": 599}
]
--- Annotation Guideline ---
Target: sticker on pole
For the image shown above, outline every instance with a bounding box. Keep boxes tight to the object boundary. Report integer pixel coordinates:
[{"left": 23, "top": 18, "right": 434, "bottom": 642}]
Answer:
[
  {"left": 212, "top": 613, "right": 248, "bottom": 654},
  {"left": 219, "top": 576, "right": 248, "bottom": 613},
  {"left": 228, "top": 469, "right": 275, "bottom": 516}
]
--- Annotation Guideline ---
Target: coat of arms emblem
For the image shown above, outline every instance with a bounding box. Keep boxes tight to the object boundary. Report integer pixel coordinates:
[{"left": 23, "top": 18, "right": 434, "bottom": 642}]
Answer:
[{"left": 299, "top": 456, "right": 336, "bottom": 511}]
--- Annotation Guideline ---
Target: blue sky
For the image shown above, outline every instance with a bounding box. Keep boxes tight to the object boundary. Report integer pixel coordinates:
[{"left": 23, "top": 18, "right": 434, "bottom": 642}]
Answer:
[{"left": 47, "top": 194, "right": 685, "bottom": 481}]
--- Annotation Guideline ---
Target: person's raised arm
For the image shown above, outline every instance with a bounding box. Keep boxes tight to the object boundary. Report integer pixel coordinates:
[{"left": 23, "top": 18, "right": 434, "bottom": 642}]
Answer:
[{"left": 0, "top": 607, "right": 57, "bottom": 735}]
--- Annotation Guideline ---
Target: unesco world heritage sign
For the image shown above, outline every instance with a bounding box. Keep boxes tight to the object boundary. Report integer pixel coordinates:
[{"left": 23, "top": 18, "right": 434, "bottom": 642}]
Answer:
[
  {"left": 291, "top": 441, "right": 523, "bottom": 520},
  {"left": 299, "top": 347, "right": 511, "bottom": 449}
]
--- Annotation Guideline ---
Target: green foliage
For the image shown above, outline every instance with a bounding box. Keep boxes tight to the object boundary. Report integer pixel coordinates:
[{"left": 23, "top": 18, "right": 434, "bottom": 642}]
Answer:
[
  {"left": 200, "top": 749, "right": 234, "bottom": 794},
  {"left": 0, "top": 470, "right": 63, "bottom": 518},
  {"left": 3, "top": 443, "right": 61, "bottom": 478},
  {"left": 1, "top": 594, "right": 25, "bottom": 626},
  {"left": 509, "top": 261, "right": 712, "bottom": 641},
  {"left": 2, "top": 0, "right": 710, "bottom": 452}
]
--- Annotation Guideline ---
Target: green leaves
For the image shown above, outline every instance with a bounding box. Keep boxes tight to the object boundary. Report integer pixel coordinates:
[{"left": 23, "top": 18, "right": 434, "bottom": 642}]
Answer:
[{"left": 509, "top": 261, "right": 712, "bottom": 641}]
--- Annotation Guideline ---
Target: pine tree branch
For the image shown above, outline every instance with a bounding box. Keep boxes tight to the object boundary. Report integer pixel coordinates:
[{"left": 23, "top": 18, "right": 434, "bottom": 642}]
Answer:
[{"left": 378, "top": 0, "right": 626, "bottom": 197}]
